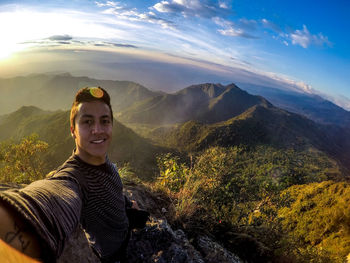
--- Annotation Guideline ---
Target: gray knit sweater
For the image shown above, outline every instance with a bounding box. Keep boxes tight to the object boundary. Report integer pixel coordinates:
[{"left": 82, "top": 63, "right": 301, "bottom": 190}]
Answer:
[{"left": 0, "top": 154, "right": 129, "bottom": 261}]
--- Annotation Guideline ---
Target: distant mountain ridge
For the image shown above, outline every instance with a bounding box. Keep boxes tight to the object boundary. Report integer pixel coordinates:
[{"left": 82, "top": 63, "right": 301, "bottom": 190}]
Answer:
[
  {"left": 238, "top": 83, "right": 350, "bottom": 128},
  {"left": 0, "top": 73, "right": 161, "bottom": 114},
  {"left": 148, "top": 103, "right": 350, "bottom": 173},
  {"left": 118, "top": 83, "right": 272, "bottom": 124}
]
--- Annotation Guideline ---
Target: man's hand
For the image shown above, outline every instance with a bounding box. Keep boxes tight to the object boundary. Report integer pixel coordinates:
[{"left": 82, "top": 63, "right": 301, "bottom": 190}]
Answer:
[{"left": 0, "top": 203, "right": 41, "bottom": 261}]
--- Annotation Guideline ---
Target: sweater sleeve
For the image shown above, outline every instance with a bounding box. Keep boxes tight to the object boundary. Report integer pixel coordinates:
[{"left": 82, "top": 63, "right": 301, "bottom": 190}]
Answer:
[{"left": 0, "top": 174, "right": 82, "bottom": 261}]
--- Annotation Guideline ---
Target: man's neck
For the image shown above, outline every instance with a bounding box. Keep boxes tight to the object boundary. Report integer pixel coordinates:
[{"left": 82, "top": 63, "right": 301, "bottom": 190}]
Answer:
[{"left": 74, "top": 149, "right": 106, "bottom": 166}]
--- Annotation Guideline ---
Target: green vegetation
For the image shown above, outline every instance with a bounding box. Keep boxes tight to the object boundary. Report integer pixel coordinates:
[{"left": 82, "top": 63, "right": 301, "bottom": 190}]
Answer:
[
  {"left": 275, "top": 181, "right": 350, "bottom": 262},
  {"left": 154, "top": 146, "right": 348, "bottom": 262},
  {"left": 0, "top": 134, "right": 48, "bottom": 183}
]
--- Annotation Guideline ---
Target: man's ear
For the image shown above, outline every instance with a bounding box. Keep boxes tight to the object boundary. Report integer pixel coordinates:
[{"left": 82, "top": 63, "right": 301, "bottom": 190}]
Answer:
[{"left": 70, "top": 126, "right": 76, "bottom": 139}]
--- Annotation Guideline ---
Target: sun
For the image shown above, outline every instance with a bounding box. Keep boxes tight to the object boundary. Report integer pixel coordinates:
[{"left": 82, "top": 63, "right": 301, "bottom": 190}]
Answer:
[
  {"left": 0, "top": 42, "right": 23, "bottom": 60},
  {"left": 0, "top": 10, "right": 33, "bottom": 61}
]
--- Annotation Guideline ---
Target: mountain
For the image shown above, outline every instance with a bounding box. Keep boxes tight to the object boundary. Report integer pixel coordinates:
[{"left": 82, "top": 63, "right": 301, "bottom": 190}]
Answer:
[
  {"left": 149, "top": 103, "right": 350, "bottom": 172},
  {"left": 238, "top": 83, "right": 350, "bottom": 128},
  {"left": 0, "top": 106, "right": 164, "bottom": 179},
  {"left": 0, "top": 73, "right": 161, "bottom": 114},
  {"left": 118, "top": 83, "right": 272, "bottom": 124}
]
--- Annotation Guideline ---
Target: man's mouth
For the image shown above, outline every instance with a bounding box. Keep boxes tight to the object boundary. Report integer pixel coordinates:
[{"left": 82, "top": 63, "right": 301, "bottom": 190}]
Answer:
[{"left": 90, "top": 139, "right": 106, "bottom": 144}]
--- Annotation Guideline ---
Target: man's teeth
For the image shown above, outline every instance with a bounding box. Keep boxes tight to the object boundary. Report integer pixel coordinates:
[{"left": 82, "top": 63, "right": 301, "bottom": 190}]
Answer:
[{"left": 91, "top": 139, "right": 105, "bottom": 144}]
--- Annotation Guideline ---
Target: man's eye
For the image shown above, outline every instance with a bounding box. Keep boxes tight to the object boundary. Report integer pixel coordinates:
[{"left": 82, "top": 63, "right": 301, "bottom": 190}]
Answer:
[
  {"left": 102, "top": 119, "right": 111, "bottom": 124},
  {"left": 84, "top": 120, "right": 93, "bottom": 124}
]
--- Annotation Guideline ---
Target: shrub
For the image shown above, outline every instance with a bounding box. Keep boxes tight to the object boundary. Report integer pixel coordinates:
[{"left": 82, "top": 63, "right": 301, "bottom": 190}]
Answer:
[{"left": 0, "top": 134, "right": 48, "bottom": 183}]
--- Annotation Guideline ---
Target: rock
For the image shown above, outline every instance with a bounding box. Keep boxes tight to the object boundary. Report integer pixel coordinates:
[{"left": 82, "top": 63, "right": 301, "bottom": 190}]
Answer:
[
  {"left": 58, "top": 226, "right": 99, "bottom": 263},
  {"left": 126, "top": 217, "right": 205, "bottom": 263},
  {"left": 195, "top": 235, "right": 243, "bottom": 263},
  {"left": 58, "top": 217, "right": 243, "bottom": 263}
]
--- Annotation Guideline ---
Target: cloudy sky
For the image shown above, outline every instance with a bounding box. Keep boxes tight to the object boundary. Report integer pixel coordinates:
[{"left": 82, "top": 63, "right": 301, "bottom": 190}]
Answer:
[{"left": 0, "top": 0, "right": 349, "bottom": 108}]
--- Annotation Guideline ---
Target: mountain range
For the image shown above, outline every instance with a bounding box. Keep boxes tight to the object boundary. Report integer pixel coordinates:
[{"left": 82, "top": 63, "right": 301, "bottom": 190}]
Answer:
[
  {"left": 148, "top": 103, "right": 350, "bottom": 172},
  {"left": 117, "top": 83, "right": 271, "bottom": 124},
  {"left": 1, "top": 73, "right": 350, "bottom": 176},
  {"left": 1, "top": 73, "right": 349, "bottom": 127},
  {"left": 0, "top": 73, "right": 161, "bottom": 115},
  {"left": 238, "top": 83, "right": 350, "bottom": 128}
]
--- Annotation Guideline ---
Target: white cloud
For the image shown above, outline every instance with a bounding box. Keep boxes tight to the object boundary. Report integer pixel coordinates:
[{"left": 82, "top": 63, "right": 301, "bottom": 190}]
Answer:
[
  {"left": 314, "top": 32, "right": 331, "bottom": 47},
  {"left": 327, "top": 95, "right": 350, "bottom": 111},
  {"left": 290, "top": 25, "right": 311, "bottom": 48},
  {"left": 214, "top": 17, "right": 258, "bottom": 39},
  {"left": 97, "top": 1, "right": 176, "bottom": 29},
  {"left": 153, "top": 1, "right": 173, "bottom": 13},
  {"left": 95, "top": 1, "right": 120, "bottom": 8},
  {"left": 271, "top": 74, "right": 315, "bottom": 94},
  {"left": 218, "top": 27, "right": 244, "bottom": 37},
  {"left": 139, "top": 12, "right": 176, "bottom": 29},
  {"left": 152, "top": 0, "right": 228, "bottom": 18},
  {"left": 218, "top": 1, "right": 229, "bottom": 9},
  {"left": 290, "top": 25, "right": 331, "bottom": 48}
]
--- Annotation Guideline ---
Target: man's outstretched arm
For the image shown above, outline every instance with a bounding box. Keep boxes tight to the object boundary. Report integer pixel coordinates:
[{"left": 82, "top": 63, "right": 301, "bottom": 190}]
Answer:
[
  {"left": 0, "top": 175, "right": 83, "bottom": 261},
  {"left": 0, "top": 202, "right": 41, "bottom": 260}
]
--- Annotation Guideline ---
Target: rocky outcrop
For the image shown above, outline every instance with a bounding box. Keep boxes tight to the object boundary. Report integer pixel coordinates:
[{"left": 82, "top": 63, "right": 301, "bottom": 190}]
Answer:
[
  {"left": 58, "top": 217, "right": 243, "bottom": 263},
  {"left": 57, "top": 182, "right": 243, "bottom": 263}
]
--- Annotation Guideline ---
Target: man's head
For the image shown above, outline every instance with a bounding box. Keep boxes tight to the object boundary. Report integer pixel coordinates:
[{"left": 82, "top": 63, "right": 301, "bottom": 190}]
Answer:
[
  {"left": 70, "top": 87, "right": 113, "bottom": 165},
  {"left": 70, "top": 87, "right": 113, "bottom": 129}
]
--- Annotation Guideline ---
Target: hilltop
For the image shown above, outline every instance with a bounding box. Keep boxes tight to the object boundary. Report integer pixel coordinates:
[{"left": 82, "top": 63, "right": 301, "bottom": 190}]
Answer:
[{"left": 118, "top": 83, "right": 271, "bottom": 124}]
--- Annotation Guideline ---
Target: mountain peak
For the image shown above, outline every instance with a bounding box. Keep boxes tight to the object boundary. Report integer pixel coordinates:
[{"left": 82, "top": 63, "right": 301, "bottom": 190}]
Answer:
[
  {"left": 175, "top": 83, "right": 226, "bottom": 98},
  {"left": 119, "top": 82, "right": 271, "bottom": 124}
]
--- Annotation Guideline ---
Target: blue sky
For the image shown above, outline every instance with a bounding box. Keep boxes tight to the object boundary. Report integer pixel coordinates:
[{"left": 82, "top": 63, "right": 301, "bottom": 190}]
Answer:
[{"left": 0, "top": 0, "right": 349, "bottom": 108}]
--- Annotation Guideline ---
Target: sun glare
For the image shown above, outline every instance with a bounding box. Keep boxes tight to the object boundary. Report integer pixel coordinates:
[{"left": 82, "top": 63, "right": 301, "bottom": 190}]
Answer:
[
  {"left": 0, "top": 7, "right": 131, "bottom": 61},
  {"left": 0, "top": 42, "right": 22, "bottom": 60},
  {"left": 0, "top": 11, "right": 37, "bottom": 60}
]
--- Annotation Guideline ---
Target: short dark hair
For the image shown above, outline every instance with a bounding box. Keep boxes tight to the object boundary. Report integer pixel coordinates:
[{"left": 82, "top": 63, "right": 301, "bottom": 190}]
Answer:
[{"left": 70, "top": 87, "right": 113, "bottom": 128}]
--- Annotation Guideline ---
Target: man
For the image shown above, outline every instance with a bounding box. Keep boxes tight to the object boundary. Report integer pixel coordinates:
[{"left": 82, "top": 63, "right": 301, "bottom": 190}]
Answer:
[{"left": 0, "top": 87, "right": 141, "bottom": 262}]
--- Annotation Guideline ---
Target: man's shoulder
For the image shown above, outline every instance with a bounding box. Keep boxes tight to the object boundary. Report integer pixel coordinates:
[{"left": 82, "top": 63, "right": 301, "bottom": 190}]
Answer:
[{"left": 48, "top": 155, "right": 82, "bottom": 179}]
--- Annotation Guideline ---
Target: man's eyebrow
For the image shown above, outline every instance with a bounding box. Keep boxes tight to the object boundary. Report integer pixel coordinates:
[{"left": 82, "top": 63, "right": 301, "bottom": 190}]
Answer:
[
  {"left": 80, "top": 114, "right": 111, "bottom": 119},
  {"left": 81, "top": 114, "right": 94, "bottom": 118}
]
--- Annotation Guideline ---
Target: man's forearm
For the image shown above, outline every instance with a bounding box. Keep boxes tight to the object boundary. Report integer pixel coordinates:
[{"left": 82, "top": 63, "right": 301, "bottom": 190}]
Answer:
[
  {"left": 0, "top": 175, "right": 83, "bottom": 261},
  {"left": 0, "top": 203, "right": 41, "bottom": 260}
]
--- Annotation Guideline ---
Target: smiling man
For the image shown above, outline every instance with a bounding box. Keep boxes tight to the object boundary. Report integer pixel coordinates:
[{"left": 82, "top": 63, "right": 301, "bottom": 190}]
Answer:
[
  {"left": 70, "top": 87, "right": 113, "bottom": 165},
  {"left": 0, "top": 87, "right": 136, "bottom": 263}
]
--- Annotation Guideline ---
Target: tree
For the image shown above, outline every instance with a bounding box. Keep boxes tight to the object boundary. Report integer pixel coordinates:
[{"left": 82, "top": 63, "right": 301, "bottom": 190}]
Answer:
[{"left": 0, "top": 134, "right": 49, "bottom": 184}]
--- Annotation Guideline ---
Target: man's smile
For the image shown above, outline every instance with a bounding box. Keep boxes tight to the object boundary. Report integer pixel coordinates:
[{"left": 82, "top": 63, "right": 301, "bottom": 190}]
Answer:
[{"left": 90, "top": 139, "right": 107, "bottom": 144}]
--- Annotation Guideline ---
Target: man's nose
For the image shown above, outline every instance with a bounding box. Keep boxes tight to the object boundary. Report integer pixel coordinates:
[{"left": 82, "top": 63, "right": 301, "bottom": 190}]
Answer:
[{"left": 91, "top": 122, "right": 103, "bottom": 134}]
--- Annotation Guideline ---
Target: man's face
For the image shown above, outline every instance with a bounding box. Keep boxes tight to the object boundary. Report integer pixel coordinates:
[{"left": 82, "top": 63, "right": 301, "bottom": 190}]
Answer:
[{"left": 71, "top": 100, "right": 113, "bottom": 165}]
